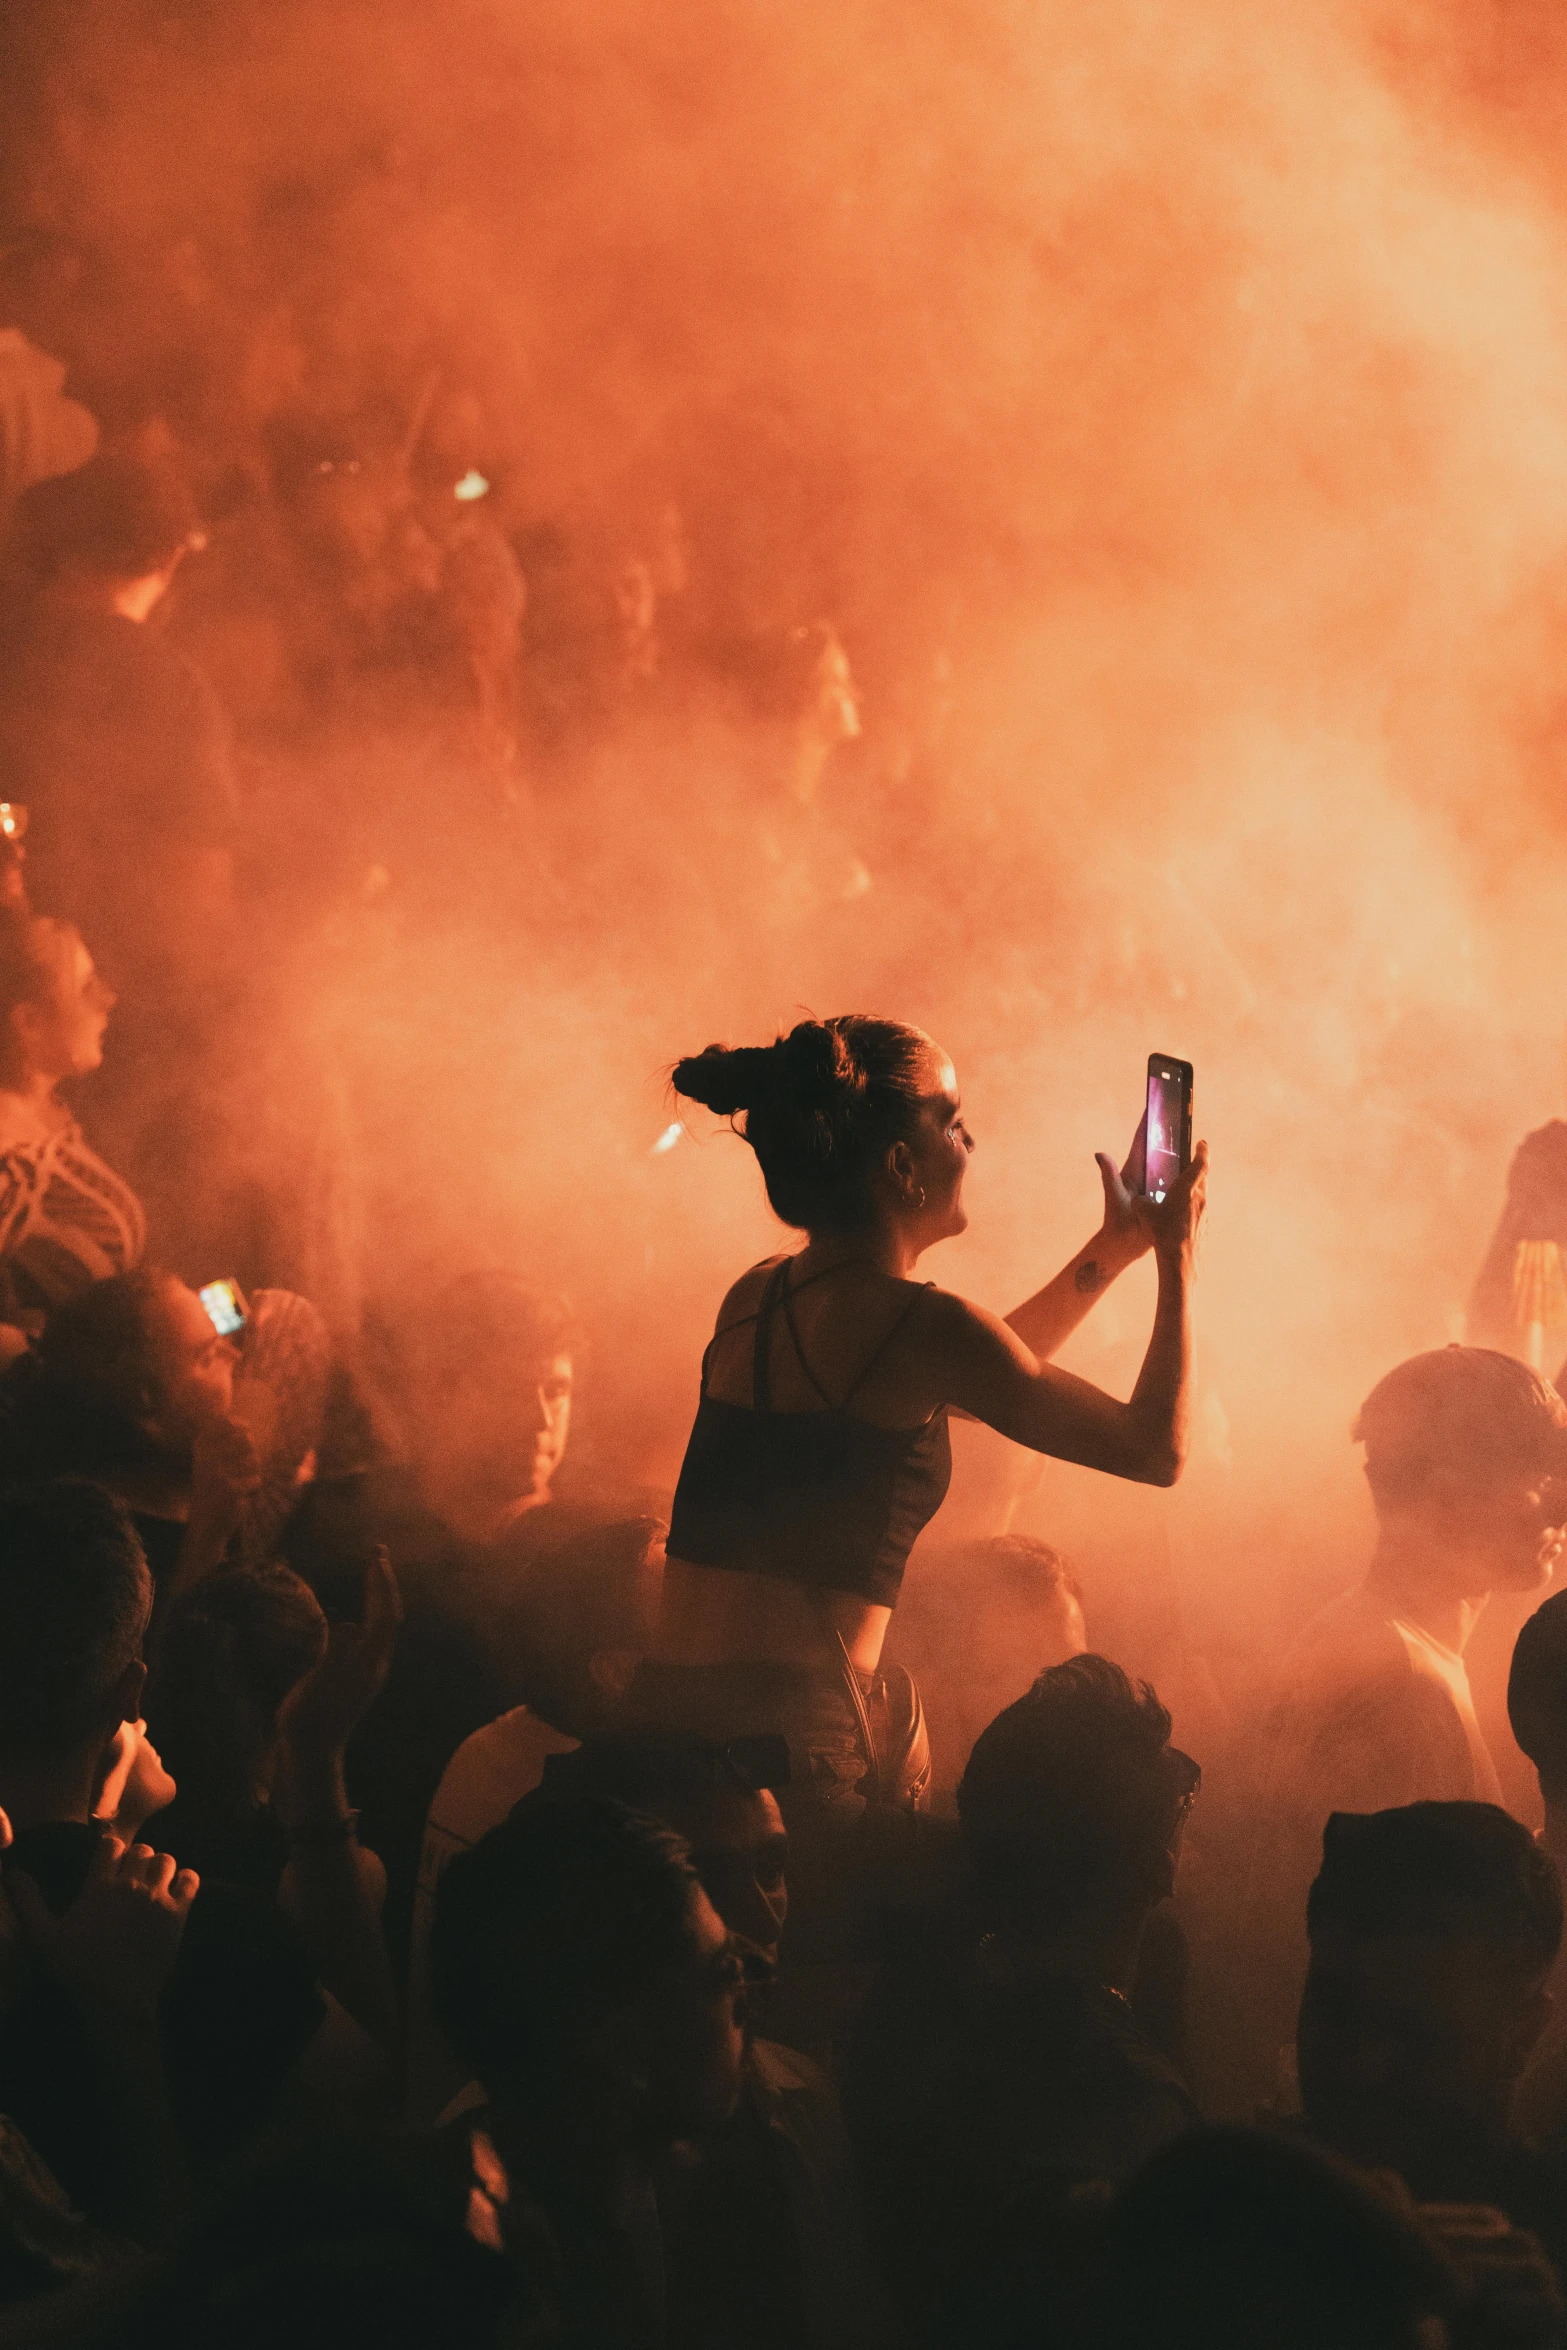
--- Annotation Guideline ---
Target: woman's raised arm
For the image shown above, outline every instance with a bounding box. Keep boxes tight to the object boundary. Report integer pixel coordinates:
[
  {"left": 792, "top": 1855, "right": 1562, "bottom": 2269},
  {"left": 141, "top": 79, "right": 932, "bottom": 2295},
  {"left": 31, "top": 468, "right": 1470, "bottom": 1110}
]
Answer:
[
  {"left": 926, "top": 1141, "right": 1206, "bottom": 1486},
  {"left": 1003, "top": 1121, "right": 1150, "bottom": 1363}
]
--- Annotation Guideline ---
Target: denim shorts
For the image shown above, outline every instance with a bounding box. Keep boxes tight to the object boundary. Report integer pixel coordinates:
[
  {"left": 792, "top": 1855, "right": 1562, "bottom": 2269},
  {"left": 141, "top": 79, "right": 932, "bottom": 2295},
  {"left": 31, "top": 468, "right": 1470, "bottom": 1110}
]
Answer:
[{"left": 624, "top": 1659, "right": 874, "bottom": 1822}]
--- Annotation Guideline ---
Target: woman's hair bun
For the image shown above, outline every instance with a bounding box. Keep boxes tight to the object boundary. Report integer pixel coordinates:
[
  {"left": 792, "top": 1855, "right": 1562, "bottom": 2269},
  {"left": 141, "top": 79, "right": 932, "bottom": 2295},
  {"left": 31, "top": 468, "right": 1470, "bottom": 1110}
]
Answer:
[
  {"left": 670, "top": 1043, "right": 779, "bottom": 1117},
  {"left": 672, "top": 1022, "right": 860, "bottom": 1119},
  {"left": 775, "top": 1019, "right": 860, "bottom": 1108},
  {"left": 670, "top": 1014, "right": 929, "bottom": 1231}
]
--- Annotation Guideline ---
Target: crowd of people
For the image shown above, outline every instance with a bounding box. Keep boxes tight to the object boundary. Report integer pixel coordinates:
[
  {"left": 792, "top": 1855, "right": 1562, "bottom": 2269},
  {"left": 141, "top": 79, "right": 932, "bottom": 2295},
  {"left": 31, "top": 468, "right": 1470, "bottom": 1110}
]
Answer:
[{"left": 7, "top": 305, "right": 1567, "bottom": 2350}]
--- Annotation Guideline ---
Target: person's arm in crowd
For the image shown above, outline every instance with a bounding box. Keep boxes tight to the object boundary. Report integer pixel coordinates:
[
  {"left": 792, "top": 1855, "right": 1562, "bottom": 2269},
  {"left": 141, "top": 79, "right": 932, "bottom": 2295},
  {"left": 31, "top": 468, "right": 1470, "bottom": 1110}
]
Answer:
[
  {"left": 1003, "top": 1119, "right": 1152, "bottom": 1362},
  {"left": 160, "top": 1412, "right": 262, "bottom": 1617},
  {"left": 930, "top": 1142, "right": 1205, "bottom": 1485},
  {"left": 1466, "top": 1120, "right": 1567, "bottom": 1352},
  {"left": 274, "top": 1548, "right": 402, "bottom": 2053},
  {"left": 6, "top": 1830, "right": 196, "bottom": 2251}
]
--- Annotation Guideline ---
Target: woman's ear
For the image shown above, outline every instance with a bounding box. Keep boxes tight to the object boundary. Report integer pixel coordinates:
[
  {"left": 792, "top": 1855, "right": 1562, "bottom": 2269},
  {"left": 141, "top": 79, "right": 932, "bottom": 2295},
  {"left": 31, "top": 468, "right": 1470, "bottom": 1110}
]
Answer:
[{"left": 886, "top": 1139, "right": 916, "bottom": 1192}]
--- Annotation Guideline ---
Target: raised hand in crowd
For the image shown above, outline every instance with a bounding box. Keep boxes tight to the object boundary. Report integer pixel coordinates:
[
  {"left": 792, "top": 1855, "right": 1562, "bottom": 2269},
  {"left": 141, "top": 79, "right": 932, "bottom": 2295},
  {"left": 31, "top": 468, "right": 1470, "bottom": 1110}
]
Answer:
[
  {"left": 89, "top": 1717, "right": 176, "bottom": 1847},
  {"left": 275, "top": 1547, "right": 403, "bottom": 2052}
]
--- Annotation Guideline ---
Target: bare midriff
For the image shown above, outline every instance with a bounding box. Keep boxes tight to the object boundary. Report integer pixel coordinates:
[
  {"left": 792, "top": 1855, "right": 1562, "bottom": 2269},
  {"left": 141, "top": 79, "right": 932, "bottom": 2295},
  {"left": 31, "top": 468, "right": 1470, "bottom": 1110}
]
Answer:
[{"left": 656, "top": 1554, "right": 894, "bottom": 1673}]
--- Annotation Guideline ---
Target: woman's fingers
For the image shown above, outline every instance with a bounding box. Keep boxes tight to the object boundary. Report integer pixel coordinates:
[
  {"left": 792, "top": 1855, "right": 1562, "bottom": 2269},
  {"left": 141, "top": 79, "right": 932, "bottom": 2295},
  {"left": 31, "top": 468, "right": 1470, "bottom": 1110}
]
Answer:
[
  {"left": 142, "top": 1850, "right": 178, "bottom": 1903},
  {"left": 1121, "top": 1111, "right": 1148, "bottom": 1194},
  {"left": 88, "top": 1828, "right": 129, "bottom": 1884}
]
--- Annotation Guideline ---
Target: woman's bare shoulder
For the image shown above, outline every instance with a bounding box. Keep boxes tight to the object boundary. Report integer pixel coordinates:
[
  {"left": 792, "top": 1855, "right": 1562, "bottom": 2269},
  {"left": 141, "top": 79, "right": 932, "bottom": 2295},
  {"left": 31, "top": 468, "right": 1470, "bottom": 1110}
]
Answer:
[
  {"left": 712, "top": 1255, "right": 790, "bottom": 1332},
  {"left": 911, "top": 1282, "right": 1030, "bottom": 1357}
]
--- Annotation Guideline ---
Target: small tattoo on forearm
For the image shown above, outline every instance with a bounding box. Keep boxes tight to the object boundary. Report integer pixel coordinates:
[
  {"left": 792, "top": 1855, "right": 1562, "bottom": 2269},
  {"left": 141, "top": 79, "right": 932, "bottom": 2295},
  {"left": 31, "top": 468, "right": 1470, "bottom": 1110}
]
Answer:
[{"left": 1075, "top": 1260, "right": 1102, "bottom": 1293}]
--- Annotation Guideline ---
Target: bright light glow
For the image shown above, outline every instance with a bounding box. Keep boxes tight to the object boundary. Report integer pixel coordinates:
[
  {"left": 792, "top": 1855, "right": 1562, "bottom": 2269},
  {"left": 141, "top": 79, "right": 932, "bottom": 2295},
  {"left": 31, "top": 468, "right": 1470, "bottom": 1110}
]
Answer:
[{"left": 454, "top": 469, "right": 490, "bottom": 501}]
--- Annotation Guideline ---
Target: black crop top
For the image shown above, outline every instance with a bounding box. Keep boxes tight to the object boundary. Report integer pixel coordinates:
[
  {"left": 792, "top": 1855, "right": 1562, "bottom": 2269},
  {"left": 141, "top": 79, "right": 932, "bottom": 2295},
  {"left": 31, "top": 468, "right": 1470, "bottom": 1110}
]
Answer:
[{"left": 667, "top": 1257, "right": 952, "bottom": 1609}]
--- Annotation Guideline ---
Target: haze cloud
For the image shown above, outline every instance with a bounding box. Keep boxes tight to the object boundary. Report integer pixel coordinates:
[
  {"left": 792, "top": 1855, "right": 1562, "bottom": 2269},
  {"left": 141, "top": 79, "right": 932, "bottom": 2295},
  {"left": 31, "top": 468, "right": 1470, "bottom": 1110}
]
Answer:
[{"left": 9, "top": 0, "right": 1567, "bottom": 1760}]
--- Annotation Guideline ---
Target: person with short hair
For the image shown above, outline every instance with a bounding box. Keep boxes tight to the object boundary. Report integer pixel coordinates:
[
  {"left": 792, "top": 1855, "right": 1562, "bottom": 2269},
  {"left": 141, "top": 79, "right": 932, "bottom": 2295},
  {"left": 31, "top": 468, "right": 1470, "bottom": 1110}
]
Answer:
[
  {"left": 851, "top": 1657, "right": 1201, "bottom": 2340},
  {"left": 1217, "top": 1345, "right": 1567, "bottom": 2116},
  {"left": 430, "top": 1796, "right": 749, "bottom": 2347},
  {"left": 507, "top": 1733, "right": 877, "bottom": 2350},
  {"left": 1297, "top": 1800, "right": 1567, "bottom": 2278},
  {"left": 396, "top": 1275, "right": 579, "bottom": 1542},
  {"left": 0, "top": 1481, "right": 378, "bottom": 2210}
]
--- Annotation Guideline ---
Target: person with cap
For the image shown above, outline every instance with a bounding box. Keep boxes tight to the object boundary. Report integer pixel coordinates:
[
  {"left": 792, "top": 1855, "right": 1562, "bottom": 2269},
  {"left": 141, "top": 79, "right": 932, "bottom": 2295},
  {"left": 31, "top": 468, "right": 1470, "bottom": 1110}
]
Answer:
[
  {"left": 1213, "top": 1347, "right": 1567, "bottom": 2119},
  {"left": 0, "top": 450, "right": 236, "bottom": 999}
]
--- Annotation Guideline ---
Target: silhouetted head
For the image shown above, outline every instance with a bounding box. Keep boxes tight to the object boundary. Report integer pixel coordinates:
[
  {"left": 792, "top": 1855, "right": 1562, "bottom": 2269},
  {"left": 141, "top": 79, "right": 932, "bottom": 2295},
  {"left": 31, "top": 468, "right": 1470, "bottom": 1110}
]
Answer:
[
  {"left": 1354, "top": 1346, "right": 1567, "bottom": 1595},
  {"left": 431, "top": 1797, "right": 747, "bottom": 2150},
  {"left": 672, "top": 1015, "right": 972, "bottom": 1243},
  {"left": 531, "top": 1727, "right": 789, "bottom": 1955},
  {"left": 957, "top": 1654, "right": 1197, "bottom": 1937},
  {"left": 497, "top": 1515, "right": 663, "bottom": 1739},
  {"left": 898, "top": 1533, "right": 1087, "bottom": 1733},
  {"left": 12, "top": 452, "right": 204, "bottom": 610},
  {"left": 1107, "top": 2125, "right": 1457, "bottom": 2350},
  {"left": 149, "top": 1562, "right": 328, "bottom": 1832},
  {"left": 1509, "top": 1586, "right": 1567, "bottom": 1802},
  {"left": 1300, "top": 1801, "right": 1561, "bottom": 2175}
]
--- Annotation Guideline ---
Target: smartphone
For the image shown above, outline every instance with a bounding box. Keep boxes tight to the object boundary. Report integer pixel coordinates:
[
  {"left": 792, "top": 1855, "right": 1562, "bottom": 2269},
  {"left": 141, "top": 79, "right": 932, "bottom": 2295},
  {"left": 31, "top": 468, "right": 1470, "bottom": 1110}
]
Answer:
[
  {"left": 1143, "top": 1054, "right": 1194, "bottom": 1202},
  {"left": 198, "top": 1278, "right": 248, "bottom": 1338}
]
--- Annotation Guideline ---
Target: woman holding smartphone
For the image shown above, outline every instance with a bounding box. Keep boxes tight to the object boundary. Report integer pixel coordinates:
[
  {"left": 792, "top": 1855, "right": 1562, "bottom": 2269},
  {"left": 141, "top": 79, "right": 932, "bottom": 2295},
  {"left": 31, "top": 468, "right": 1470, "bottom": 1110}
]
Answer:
[{"left": 635, "top": 1015, "right": 1207, "bottom": 1814}]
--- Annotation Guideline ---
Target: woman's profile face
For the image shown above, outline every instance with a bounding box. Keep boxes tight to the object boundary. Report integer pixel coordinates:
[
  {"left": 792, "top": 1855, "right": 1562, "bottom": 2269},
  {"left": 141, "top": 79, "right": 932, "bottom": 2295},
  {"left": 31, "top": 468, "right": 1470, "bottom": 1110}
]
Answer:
[
  {"left": 12, "top": 922, "right": 115, "bottom": 1085},
  {"left": 149, "top": 1276, "right": 240, "bottom": 1438},
  {"left": 899, "top": 1040, "right": 974, "bottom": 1242}
]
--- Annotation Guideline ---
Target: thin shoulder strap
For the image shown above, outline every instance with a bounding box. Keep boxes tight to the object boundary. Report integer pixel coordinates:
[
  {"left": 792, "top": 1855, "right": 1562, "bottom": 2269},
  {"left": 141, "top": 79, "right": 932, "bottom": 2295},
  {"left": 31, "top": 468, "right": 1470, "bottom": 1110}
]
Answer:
[
  {"left": 839, "top": 1281, "right": 935, "bottom": 1408},
  {"left": 778, "top": 1258, "right": 840, "bottom": 1410},
  {"left": 752, "top": 1261, "right": 791, "bottom": 1413},
  {"left": 699, "top": 1259, "right": 790, "bottom": 1398}
]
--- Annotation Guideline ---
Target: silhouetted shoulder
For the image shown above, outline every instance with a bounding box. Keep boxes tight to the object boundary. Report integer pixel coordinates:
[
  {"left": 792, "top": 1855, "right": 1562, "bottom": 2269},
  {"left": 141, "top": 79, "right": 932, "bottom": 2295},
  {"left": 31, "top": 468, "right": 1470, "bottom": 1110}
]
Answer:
[
  {"left": 913, "top": 1284, "right": 1020, "bottom": 1355},
  {"left": 712, "top": 1256, "right": 790, "bottom": 1333}
]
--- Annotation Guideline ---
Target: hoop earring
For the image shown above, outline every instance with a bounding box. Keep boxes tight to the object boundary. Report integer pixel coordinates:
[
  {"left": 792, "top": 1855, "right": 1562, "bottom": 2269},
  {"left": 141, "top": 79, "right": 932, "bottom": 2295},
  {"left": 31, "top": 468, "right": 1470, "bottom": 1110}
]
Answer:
[{"left": 911, "top": 1186, "right": 926, "bottom": 1211}]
